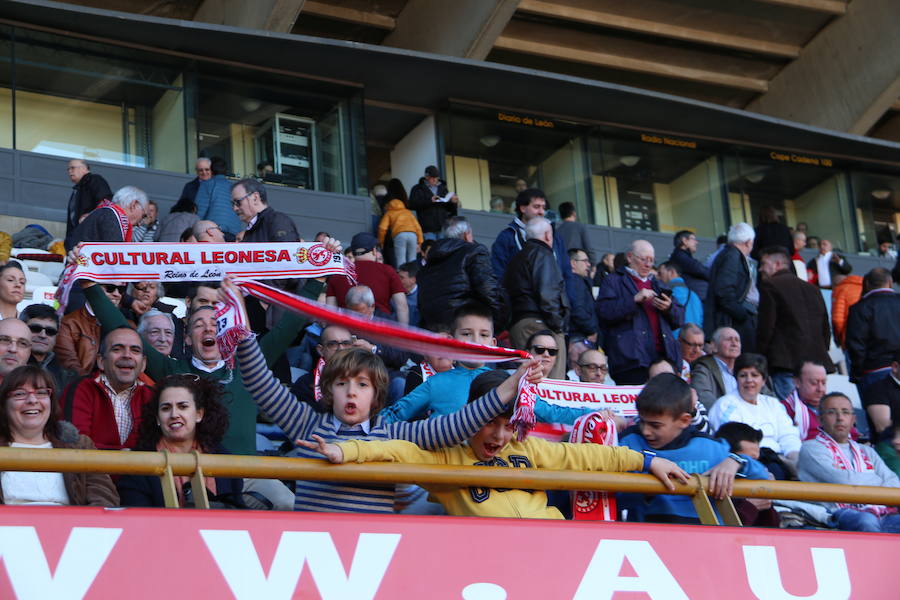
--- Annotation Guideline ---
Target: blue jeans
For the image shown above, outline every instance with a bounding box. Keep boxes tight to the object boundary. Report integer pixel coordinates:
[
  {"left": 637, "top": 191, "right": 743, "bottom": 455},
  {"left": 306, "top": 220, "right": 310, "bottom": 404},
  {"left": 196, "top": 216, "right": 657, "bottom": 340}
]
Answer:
[
  {"left": 833, "top": 508, "right": 900, "bottom": 533},
  {"left": 771, "top": 371, "right": 795, "bottom": 401},
  {"left": 393, "top": 231, "right": 418, "bottom": 267},
  {"left": 423, "top": 232, "right": 438, "bottom": 241}
]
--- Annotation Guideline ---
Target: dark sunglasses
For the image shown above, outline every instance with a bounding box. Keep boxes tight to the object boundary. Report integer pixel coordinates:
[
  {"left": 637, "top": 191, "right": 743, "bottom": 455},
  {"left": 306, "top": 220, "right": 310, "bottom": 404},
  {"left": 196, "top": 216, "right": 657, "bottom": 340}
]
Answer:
[
  {"left": 530, "top": 345, "right": 559, "bottom": 357},
  {"left": 101, "top": 284, "right": 127, "bottom": 294},
  {"left": 28, "top": 324, "right": 58, "bottom": 336}
]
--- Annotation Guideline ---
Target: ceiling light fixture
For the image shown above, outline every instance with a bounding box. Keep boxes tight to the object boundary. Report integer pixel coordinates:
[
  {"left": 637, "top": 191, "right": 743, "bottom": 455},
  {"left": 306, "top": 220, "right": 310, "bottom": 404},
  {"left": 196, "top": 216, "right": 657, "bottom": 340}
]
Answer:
[
  {"left": 480, "top": 135, "right": 501, "bottom": 148},
  {"left": 871, "top": 189, "right": 892, "bottom": 200},
  {"left": 620, "top": 155, "right": 640, "bottom": 167}
]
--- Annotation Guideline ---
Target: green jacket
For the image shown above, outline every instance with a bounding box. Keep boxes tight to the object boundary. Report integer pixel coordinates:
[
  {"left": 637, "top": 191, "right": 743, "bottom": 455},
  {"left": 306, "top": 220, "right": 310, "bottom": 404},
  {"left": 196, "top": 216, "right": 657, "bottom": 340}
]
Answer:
[{"left": 85, "top": 280, "right": 322, "bottom": 455}]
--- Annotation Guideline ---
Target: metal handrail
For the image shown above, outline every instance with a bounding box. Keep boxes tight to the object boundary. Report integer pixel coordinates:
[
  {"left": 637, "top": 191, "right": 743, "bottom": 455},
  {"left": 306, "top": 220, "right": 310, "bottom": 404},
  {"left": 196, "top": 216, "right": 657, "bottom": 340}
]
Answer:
[{"left": 1, "top": 447, "right": 898, "bottom": 524}]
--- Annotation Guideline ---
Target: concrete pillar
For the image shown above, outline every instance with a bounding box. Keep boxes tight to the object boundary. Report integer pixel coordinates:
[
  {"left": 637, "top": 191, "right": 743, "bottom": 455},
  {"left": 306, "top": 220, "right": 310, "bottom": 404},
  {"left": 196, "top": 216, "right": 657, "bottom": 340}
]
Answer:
[
  {"left": 390, "top": 116, "right": 438, "bottom": 194},
  {"left": 383, "top": 0, "right": 520, "bottom": 60},
  {"left": 745, "top": 0, "right": 900, "bottom": 135},
  {"left": 194, "top": 0, "right": 305, "bottom": 32}
]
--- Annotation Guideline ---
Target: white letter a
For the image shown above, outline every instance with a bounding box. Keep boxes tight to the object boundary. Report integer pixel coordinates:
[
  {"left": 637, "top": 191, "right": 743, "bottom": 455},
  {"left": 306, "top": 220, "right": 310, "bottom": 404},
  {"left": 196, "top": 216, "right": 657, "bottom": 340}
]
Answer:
[{"left": 573, "top": 539, "right": 688, "bottom": 600}]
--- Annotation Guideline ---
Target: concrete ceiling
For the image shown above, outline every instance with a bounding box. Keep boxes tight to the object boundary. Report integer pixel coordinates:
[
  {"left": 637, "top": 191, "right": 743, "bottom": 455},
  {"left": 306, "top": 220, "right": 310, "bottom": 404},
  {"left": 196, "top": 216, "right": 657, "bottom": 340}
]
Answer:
[{"left": 48, "top": 0, "right": 900, "bottom": 144}]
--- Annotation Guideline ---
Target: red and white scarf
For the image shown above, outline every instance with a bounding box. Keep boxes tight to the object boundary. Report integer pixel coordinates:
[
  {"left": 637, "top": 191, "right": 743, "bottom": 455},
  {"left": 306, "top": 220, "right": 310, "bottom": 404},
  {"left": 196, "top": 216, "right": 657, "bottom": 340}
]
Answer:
[
  {"left": 215, "top": 279, "right": 537, "bottom": 433},
  {"left": 420, "top": 361, "right": 437, "bottom": 382},
  {"left": 570, "top": 412, "right": 618, "bottom": 521},
  {"left": 96, "top": 199, "right": 133, "bottom": 243},
  {"left": 814, "top": 429, "right": 893, "bottom": 515},
  {"left": 313, "top": 358, "right": 326, "bottom": 402},
  {"left": 782, "top": 390, "right": 812, "bottom": 440}
]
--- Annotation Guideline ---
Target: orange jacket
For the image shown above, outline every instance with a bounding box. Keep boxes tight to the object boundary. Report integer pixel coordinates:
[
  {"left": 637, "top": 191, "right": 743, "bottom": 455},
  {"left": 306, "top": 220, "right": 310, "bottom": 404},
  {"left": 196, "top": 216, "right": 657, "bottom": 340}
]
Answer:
[
  {"left": 377, "top": 199, "right": 424, "bottom": 246},
  {"left": 831, "top": 275, "right": 863, "bottom": 347}
]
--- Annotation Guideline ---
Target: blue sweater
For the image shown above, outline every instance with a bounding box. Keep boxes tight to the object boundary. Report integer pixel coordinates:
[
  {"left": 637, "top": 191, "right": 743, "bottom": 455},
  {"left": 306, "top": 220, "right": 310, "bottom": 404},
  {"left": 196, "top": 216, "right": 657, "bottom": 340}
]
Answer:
[
  {"left": 618, "top": 426, "right": 768, "bottom": 521},
  {"left": 238, "top": 339, "right": 510, "bottom": 513},
  {"left": 195, "top": 174, "right": 242, "bottom": 234},
  {"left": 380, "top": 364, "right": 600, "bottom": 425},
  {"left": 670, "top": 277, "right": 703, "bottom": 335}
]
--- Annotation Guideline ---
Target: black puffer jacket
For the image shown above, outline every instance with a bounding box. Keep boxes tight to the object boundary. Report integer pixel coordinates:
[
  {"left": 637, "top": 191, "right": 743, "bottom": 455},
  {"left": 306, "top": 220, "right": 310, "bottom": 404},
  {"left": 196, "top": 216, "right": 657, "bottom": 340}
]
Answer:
[
  {"left": 418, "top": 238, "right": 500, "bottom": 329},
  {"left": 503, "top": 239, "right": 569, "bottom": 332}
]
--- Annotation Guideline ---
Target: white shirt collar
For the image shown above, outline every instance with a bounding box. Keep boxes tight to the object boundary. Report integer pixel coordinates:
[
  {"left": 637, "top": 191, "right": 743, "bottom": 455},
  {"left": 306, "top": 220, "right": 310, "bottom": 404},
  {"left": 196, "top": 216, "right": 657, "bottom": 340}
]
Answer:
[
  {"left": 246, "top": 215, "right": 258, "bottom": 230},
  {"left": 336, "top": 419, "right": 371, "bottom": 434},
  {"left": 191, "top": 355, "right": 225, "bottom": 373},
  {"left": 625, "top": 266, "right": 651, "bottom": 283}
]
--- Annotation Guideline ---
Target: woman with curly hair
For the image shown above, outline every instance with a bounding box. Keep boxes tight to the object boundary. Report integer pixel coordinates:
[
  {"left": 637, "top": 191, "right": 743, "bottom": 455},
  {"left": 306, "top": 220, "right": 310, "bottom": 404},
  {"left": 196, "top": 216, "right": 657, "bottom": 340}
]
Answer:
[{"left": 117, "top": 373, "right": 245, "bottom": 508}]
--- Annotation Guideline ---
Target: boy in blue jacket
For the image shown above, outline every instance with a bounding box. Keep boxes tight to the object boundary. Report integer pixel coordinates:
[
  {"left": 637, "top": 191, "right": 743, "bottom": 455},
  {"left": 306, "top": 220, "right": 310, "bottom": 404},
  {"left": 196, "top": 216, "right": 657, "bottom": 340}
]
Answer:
[{"left": 618, "top": 373, "right": 769, "bottom": 523}]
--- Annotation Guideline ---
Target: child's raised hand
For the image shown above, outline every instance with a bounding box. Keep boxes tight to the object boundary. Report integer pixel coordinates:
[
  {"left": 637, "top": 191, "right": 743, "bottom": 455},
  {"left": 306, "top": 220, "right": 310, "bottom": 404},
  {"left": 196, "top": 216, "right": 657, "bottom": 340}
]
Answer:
[
  {"left": 649, "top": 457, "right": 690, "bottom": 491},
  {"left": 296, "top": 434, "right": 344, "bottom": 464}
]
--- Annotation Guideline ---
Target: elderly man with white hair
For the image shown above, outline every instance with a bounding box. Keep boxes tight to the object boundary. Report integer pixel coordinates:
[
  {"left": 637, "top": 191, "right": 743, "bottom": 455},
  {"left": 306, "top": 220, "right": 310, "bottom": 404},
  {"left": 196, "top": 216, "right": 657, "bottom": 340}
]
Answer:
[
  {"left": 595, "top": 239, "right": 684, "bottom": 384},
  {"left": 64, "top": 185, "right": 149, "bottom": 252},
  {"left": 503, "top": 216, "right": 570, "bottom": 379},
  {"left": 704, "top": 222, "right": 759, "bottom": 353}
]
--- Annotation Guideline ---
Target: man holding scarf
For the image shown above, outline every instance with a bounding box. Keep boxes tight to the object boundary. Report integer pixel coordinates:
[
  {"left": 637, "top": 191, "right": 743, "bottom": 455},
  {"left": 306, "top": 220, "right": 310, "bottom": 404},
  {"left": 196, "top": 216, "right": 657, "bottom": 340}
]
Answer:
[{"left": 798, "top": 393, "right": 900, "bottom": 533}]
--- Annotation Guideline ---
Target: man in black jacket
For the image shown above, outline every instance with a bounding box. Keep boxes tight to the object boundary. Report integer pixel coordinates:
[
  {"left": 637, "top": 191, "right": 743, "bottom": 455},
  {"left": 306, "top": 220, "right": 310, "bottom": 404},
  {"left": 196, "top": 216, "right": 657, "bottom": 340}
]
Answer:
[
  {"left": 846, "top": 268, "right": 900, "bottom": 396},
  {"left": 503, "top": 217, "right": 569, "bottom": 378},
  {"left": 704, "top": 222, "right": 759, "bottom": 353},
  {"left": 408, "top": 165, "right": 458, "bottom": 240},
  {"left": 231, "top": 178, "right": 300, "bottom": 244},
  {"left": 65, "top": 159, "right": 112, "bottom": 248},
  {"left": 756, "top": 246, "right": 835, "bottom": 399},
  {"left": 669, "top": 230, "right": 710, "bottom": 300},
  {"left": 565, "top": 247, "right": 598, "bottom": 343},
  {"left": 417, "top": 216, "right": 500, "bottom": 330}
]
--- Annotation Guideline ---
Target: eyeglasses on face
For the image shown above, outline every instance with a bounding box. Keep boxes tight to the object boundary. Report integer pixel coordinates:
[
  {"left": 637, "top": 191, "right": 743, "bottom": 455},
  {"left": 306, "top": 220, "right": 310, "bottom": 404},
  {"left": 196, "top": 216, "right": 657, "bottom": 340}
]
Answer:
[
  {"left": 28, "top": 324, "right": 58, "bottom": 336},
  {"left": 8, "top": 388, "right": 52, "bottom": 401},
  {"left": 530, "top": 345, "right": 559, "bottom": 357},
  {"left": 0, "top": 335, "right": 31, "bottom": 350},
  {"left": 323, "top": 338, "right": 356, "bottom": 350},
  {"left": 101, "top": 284, "right": 127, "bottom": 295},
  {"left": 680, "top": 341, "right": 704, "bottom": 349},
  {"left": 578, "top": 363, "right": 608, "bottom": 373},
  {"left": 821, "top": 408, "right": 854, "bottom": 417},
  {"left": 231, "top": 192, "right": 254, "bottom": 207}
]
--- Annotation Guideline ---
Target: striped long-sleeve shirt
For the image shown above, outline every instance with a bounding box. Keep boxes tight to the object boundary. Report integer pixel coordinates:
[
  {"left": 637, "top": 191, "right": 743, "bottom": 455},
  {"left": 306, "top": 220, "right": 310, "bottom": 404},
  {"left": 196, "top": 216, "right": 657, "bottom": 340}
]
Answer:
[{"left": 238, "top": 337, "right": 509, "bottom": 513}]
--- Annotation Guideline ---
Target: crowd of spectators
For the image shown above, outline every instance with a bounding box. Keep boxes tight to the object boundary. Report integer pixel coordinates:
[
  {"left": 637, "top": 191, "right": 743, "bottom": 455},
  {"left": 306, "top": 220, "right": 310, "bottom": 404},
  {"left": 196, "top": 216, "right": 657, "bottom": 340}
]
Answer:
[{"left": 1, "top": 158, "right": 900, "bottom": 533}]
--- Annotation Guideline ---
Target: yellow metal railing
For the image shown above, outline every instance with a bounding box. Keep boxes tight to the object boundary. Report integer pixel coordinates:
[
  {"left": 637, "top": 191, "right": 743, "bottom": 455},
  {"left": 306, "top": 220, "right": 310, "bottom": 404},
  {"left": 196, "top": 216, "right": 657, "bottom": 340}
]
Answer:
[{"left": 1, "top": 446, "right": 898, "bottom": 525}]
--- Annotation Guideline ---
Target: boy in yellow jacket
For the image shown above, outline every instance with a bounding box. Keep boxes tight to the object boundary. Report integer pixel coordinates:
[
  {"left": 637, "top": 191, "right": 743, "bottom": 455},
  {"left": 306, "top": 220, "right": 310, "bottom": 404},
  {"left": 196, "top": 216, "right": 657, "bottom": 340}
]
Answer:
[{"left": 299, "top": 370, "right": 689, "bottom": 519}]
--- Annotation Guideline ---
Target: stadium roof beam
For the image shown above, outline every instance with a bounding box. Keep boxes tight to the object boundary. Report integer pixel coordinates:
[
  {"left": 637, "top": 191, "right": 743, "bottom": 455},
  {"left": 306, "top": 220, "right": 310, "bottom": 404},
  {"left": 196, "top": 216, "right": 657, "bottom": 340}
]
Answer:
[
  {"left": 517, "top": 0, "right": 802, "bottom": 59},
  {"left": 383, "top": 0, "right": 520, "bottom": 60},
  {"left": 300, "top": 0, "right": 396, "bottom": 30},
  {"left": 193, "top": 0, "right": 306, "bottom": 32},
  {"left": 753, "top": 0, "right": 848, "bottom": 15},
  {"left": 746, "top": 0, "right": 900, "bottom": 135},
  {"left": 495, "top": 21, "right": 771, "bottom": 93}
]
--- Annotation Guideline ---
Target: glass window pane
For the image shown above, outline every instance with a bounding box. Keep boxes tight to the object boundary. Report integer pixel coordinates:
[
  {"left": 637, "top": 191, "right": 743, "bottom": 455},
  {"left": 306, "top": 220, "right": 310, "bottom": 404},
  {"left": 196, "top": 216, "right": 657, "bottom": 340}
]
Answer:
[
  {"left": 588, "top": 133, "right": 726, "bottom": 237},
  {"left": 723, "top": 154, "right": 855, "bottom": 252},
  {"left": 0, "top": 27, "right": 13, "bottom": 149},
  {"left": 443, "top": 106, "right": 590, "bottom": 219},
  {"left": 13, "top": 28, "right": 186, "bottom": 170},
  {"left": 849, "top": 172, "right": 900, "bottom": 256},
  {"left": 196, "top": 70, "right": 356, "bottom": 193}
]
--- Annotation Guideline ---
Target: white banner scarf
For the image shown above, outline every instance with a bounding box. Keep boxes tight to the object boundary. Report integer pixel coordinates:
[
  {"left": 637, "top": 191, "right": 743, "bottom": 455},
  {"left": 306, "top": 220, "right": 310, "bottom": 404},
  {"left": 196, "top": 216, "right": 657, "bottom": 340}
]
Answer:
[
  {"left": 537, "top": 378, "right": 642, "bottom": 418},
  {"left": 57, "top": 241, "right": 353, "bottom": 309}
]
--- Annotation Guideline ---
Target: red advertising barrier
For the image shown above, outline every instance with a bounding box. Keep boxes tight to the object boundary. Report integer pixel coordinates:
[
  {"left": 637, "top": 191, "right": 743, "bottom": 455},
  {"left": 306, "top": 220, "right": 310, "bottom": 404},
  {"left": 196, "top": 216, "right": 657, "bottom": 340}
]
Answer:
[{"left": 0, "top": 506, "right": 895, "bottom": 599}]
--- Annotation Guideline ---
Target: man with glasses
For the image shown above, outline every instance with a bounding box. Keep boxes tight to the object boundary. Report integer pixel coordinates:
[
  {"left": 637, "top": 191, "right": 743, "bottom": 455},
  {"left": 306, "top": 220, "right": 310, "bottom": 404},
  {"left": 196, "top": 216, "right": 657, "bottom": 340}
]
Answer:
[
  {"left": 196, "top": 156, "right": 241, "bottom": 237},
  {"left": 678, "top": 323, "right": 705, "bottom": 382},
  {"left": 799, "top": 392, "right": 900, "bottom": 533},
  {"left": 231, "top": 178, "right": 299, "bottom": 245},
  {"left": 596, "top": 239, "right": 684, "bottom": 385},
  {"left": 0, "top": 318, "right": 33, "bottom": 384},
  {"left": 57, "top": 282, "right": 131, "bottom": 377},
  {"left": 290, "top": 325, "right": 356, "bottom": 409},
  {"left": 566, "top": 248, "right": 598, "bottom": 345},
  {"left": 64, "top": 159, "right": 112, "bottom": 247},
  {"left": 574, "top": 349, "right": 609, "bottom": 384},
  {"left": 20, "top": 303, "right": 67, "bottom": 389},
  {"left": 178, "top": 157, "right": 213, "bottom": 206},
  {"left": 192, "top": 220, "right": 226, "bottom": 243}
]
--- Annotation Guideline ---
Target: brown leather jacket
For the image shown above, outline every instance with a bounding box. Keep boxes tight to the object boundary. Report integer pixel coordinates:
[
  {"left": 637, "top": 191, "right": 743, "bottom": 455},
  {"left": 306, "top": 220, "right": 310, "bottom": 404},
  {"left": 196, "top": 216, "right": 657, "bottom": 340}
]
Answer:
[
  {"left": 56, "top": 307, "right": 134, "bottom": 376},
  {"left": 0, "top": 421, "right": 119, "bottom": 507}
]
